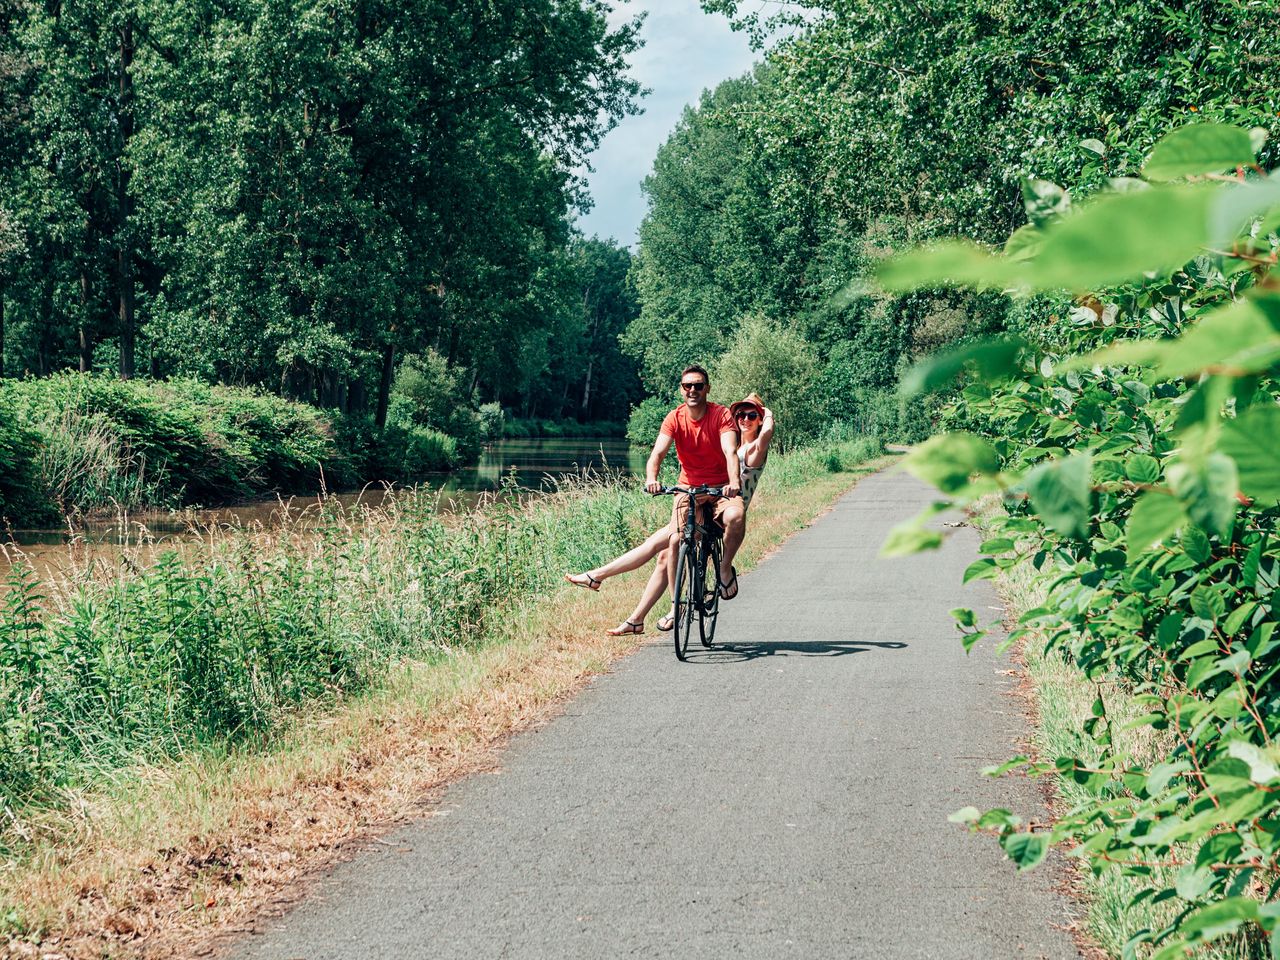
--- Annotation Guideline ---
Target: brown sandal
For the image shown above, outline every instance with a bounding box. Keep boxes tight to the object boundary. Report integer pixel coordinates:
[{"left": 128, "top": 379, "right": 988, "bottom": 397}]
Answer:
[{"left": 606, "top": 620, "right": 644, "bottom": 636}]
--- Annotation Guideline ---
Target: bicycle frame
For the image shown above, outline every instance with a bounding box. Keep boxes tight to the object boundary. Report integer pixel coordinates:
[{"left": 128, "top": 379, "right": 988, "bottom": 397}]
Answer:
[{"left": 657, "top": 485, "right": 725, "bottom": 659}]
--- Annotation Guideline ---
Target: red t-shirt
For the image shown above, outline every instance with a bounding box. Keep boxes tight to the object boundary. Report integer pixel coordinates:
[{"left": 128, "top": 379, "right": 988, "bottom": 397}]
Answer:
[{"left": 660, "top": 403, "right": 736, "bottom": 485}]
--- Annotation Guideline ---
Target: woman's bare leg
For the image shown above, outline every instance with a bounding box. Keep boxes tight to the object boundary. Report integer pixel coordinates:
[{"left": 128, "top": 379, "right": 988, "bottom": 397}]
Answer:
[
  {"left": 609, "top": 549, "right": 672, "bottom": 634},
  {"left": 567, "top": 523, "right": 673, "bottom": 588}
]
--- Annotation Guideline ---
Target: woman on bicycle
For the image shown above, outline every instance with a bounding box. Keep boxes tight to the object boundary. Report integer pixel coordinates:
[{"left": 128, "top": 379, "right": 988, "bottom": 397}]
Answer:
[{"left": 564, "top": 392, "right": 774, "bottom": 635}]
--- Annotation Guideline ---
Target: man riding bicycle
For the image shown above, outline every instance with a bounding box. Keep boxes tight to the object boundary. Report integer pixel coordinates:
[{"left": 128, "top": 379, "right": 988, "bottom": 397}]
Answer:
[{"left": 644, "top": 364, "right": 745, "bottom": 603}]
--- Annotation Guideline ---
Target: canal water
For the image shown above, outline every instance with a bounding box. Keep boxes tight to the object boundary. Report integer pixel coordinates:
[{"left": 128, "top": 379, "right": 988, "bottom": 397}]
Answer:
[{"left": 1, "top": 437, "right": 643, "bottom": 582}]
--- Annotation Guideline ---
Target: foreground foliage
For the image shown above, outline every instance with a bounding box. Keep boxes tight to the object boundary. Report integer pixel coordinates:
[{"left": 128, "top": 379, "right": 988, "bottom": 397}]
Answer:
[{"left": 887, "top": 124, "right": 1280, "bottom": 957}]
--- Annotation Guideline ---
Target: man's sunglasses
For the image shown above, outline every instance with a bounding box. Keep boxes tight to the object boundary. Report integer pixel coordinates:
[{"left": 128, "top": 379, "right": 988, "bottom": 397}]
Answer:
[
  {"left": 680, "top": 381, "right": 707, "bottom": 392},
  {"left": 736, "top": 411, "right": 760, "bottom": 421}
]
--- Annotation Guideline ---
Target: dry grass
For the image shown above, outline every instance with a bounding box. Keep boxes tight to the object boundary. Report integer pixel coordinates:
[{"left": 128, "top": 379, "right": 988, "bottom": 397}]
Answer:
[{"left": 2, "top": 457, "right": 890, "bottom": 960}]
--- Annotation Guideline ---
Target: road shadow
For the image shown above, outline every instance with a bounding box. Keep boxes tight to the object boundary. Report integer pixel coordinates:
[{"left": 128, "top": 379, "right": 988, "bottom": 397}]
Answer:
[{"left": 683, "top": 639, "right": 908, "bottom": 663}]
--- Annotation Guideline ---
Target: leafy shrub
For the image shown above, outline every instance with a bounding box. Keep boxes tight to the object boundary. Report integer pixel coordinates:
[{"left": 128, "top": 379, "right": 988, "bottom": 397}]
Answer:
[
  {"left": 390, "top": 349, "right": 462, "bottom": 430},
  {"left": 0, "top": 407, "right": 57, "bottom": 526},
  {"left": 625, "top": 395, "right": 671, "bottom": 448},
  {"left": 0, "top": 374, "right": 347, "bottom": 514},
  {"left": 886, "top": 123, "right": 1280, "bottom": 958},
  {"left": 710, "top": 315, "right": 822, "bottom": 449},
  {"left": 477, "top": 402, "right": 504, "bottom": 440}
]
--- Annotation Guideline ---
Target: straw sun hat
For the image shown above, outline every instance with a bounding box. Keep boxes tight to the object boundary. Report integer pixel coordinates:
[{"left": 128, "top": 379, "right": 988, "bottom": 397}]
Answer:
[{"left": 729, "top": 392, "right": 766, "bottom": 421}]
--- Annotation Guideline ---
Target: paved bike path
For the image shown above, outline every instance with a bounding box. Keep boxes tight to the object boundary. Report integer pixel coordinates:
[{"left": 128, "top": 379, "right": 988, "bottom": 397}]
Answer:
[{"left": 229, "top": 471, "right": 1079, "bottom": 959}]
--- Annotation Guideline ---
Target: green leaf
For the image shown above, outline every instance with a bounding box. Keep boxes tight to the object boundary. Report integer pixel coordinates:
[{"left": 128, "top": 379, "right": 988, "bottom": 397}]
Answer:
[
  {"left": 1181, "top": 526, "right": 1211, "bottom": 563},
  {"left": 962, "top": 558, "right": 999, "bottom": 583},
  {"left": 1124, "top": 454, "right": 1162, "bottom": 484},
  {"left": 1223, "top": 601, "right": 1257, "bottom": 637},
  {"left": 1179, "top": 896, "right": 1259, "bottom": 941},
  {"left": 881, "top": 521, "right": 944, "bottom": 557},
  {"left": 948, "top": 806, "right": 981, "bottom": 824},
  {"left": 1221, "top": 404, "right": 1280, "bottom": 506},
  {"left": 901, "top": 432, "right": 1001, "bottom": 494},
  {"left": 1021, "top": 177, "right": 1069, "bottom": 226},
  {"left": 1175, "top": 864, "right": 1216, "bottom": 901},
  {"left": 1153, "top": 296, "right": 1280, "bottom": 380},
  {"left": 876, "top": 240, "right": 1022, "bottom": 292},
  {"left": 1027, "top": 185, "right": 1216, "bottom": 290},
  {"left": 1126, "top": 492, "right": 1187, "bottom": 561},
  {"left": 1003, "top": 223, "right": 1043, "bottom": 262},
  {"left": 1147, "top": 760, "right": 1191, "bottom": 794},
  {"left": 900, "top": 336, "right": 1026, "bottom": 397},
  {"left": 1143, "top": 123, "right": 1257, "bottom": 181},
  {"left": 950, "top": 607, "right": 977, "bottom": 628},
  {"left": 1002, "top": 832, "right": 1049, "bottom": 871},
  {"left": 1023, "top": 454, "right": 1092, "bottom": 540},
  {"left": 1190, "top": 586, "right": 1226, "bottom": 623},
  {"left": 1210, "top": 176, "right": 1280, "bottom": 245},
  {"left": 1168, "top": 454, "right": 1238, "bottom": 537},
  {"left": 976, "top": 808, "right": 1019, "bottom": 830},
  {"left": 1226, "top": 741, "right": 1280, "bottom": 784}
]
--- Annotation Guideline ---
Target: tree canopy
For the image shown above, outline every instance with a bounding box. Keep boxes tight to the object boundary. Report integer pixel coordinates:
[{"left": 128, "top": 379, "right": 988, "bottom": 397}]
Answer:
[{"left": 0, "top": 0, "right": 642, "bottom": 426}]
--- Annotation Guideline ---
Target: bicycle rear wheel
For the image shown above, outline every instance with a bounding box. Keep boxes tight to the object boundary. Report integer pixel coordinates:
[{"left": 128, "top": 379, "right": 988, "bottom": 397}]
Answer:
[
  {"left": 672, "top": 542, "right": 696, "bottom": 661},
  {"left": 699, "top": 537, "right": 721, "bottom": 647}
]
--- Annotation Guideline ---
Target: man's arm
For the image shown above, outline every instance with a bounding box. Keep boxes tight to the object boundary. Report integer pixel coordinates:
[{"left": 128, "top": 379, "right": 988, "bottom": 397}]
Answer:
[
  {"left": 720, "top": 428, "right": 740, "bottom": 498},
  {"left": 645, "top": 432, "right": 674, "bottom": 493}
]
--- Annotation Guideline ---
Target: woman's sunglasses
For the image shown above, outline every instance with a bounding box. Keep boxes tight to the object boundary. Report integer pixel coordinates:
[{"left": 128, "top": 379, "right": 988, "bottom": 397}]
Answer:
[{"left": 736, "top": 411, "right": 760, "bottom": 421}]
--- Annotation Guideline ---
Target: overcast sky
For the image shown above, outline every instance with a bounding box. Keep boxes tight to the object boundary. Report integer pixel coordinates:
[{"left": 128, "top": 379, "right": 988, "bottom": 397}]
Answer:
[{"left": 573, "top": 0, "right": 759, "bottom": 248}]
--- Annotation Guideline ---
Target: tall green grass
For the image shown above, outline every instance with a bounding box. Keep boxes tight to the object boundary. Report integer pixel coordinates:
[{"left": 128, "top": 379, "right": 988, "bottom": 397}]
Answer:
[{"left": 0, "top": 432, "right": 880, "bottom": 861}]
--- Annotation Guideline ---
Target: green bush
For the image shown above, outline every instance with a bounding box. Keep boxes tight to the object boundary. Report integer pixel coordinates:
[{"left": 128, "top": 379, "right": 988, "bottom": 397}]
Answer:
[
  {"left": 710, "top": 315, "right": 823, "bottom": 449},
  {"left": 626, "top": 395, "right": 671, "bottom": 448},
  {"left": 0, "top": 407, "right": 57, "bottom": 526},
  {"left": 503, "top": 417, "right": 626, "bottom": 439},
  {"left": 0, "top": 374, "right": 347, "bottom": 515},
  {"left": 886, "top": 123, "right": 1280, "bottom": 958}
]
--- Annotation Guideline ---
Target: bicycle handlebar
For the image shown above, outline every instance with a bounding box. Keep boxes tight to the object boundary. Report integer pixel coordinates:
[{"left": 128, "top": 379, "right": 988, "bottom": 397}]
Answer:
[{"left": 654, "top": 484, "right": 724, "bottom": 498}]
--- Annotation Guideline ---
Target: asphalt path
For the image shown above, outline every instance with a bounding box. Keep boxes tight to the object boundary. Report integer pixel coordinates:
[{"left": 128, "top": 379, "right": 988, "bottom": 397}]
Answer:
[{"left": 228, "top": 470, "right": 1080, "bottom": 959}]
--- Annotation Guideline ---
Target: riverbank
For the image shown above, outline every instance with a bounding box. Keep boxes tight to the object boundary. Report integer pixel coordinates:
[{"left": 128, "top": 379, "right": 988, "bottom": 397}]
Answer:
[
  {"left": 0, "top": 373, "right": 497, "bottom": 528},
  {"left": 1, "top": 434, "right": 887, "bottom": 958}
]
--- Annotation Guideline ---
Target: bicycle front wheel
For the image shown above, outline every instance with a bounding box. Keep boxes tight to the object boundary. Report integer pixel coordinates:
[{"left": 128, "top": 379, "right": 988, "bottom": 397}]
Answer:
[
  {"left": 672, "top": 541, "right": 696, "bottom": 661},
  {"left": 699, "top": 537, "right": 721, "bottom": 648}
]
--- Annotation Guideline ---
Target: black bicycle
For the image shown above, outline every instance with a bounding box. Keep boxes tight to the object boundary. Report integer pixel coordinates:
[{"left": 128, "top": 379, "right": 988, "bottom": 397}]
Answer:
[{"left": 657, "top": 485, "right": 725, "bottom": 661}]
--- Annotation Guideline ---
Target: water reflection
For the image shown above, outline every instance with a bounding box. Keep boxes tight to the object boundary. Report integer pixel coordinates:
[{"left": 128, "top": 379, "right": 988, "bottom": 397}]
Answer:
[{"left": 0, "top": 436, "right": 643, "bottom": 581}]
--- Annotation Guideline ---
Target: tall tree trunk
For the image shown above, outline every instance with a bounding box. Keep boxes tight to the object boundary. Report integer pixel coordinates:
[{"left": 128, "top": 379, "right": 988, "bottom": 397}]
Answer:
[
  {"left": 37, "top": 275, "right": 53, "bottom": 376},
  {"left": 116, "top": 23, "right": 136, "bottom": 379},
  {"left": 579, "top": 285, "right": 597, "bottom": 422},
  {"left": 581, "top": 356, "right": 593, "bottom": 423},
  {"left": 79, "top": 271, "right": 93, "bottom": 372},
  {"left": 375, "top": 343, "right": 394, "bottom": 429}
]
